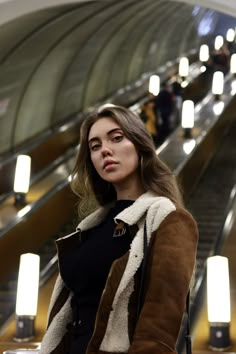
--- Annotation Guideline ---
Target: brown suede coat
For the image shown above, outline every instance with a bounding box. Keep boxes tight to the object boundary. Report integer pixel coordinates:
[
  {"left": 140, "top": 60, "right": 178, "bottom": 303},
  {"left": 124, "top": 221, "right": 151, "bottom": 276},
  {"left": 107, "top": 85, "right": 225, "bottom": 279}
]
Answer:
[{"left": 39, "top": 193, "right": 198, "bottom": 354}]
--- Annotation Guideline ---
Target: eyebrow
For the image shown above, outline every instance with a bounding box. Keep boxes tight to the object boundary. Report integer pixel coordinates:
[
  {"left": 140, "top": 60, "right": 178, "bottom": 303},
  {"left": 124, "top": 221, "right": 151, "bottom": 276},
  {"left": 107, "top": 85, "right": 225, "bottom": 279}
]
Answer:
[{"left": 88, "top": 128, "right": 122, "bottom": 144}]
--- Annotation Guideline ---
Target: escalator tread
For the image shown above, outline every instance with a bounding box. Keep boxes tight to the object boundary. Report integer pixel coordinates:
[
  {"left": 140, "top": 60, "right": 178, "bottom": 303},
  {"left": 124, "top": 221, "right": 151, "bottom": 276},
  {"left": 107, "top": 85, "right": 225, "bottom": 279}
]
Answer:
[{"left": 186, "top": 121, "right": 236, "bottom": 302}]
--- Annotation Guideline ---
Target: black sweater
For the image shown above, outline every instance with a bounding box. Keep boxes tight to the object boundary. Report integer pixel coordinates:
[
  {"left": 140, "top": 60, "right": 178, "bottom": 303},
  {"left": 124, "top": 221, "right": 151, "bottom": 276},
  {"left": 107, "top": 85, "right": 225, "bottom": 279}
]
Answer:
[{"left": 60, "top": 200, "right": 134, "bottom": 354}]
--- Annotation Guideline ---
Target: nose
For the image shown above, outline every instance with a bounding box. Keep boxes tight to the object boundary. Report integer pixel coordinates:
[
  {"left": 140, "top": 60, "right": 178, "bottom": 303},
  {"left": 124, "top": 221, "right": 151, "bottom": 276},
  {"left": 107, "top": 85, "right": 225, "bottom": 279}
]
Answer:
[{"left": 101, "top": 143, "right": 112, "bottom": 157}]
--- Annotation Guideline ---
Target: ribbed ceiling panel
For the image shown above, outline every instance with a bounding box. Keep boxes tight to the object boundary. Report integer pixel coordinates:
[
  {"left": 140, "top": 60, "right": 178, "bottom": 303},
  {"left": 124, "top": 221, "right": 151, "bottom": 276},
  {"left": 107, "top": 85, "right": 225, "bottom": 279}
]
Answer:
[{"left": 0, "top": 0, "right": 235, "bottom": 158}]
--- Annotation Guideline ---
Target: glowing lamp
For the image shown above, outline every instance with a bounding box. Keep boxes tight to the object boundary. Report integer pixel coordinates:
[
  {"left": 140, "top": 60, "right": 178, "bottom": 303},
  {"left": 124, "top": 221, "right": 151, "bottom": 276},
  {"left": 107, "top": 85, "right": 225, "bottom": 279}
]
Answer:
[
  {"left": 231, "top": 80, "right": 236, "bottom": 95},
  {"left": 178, "top": 57, "right": 189, "bottom": 79},
  {"left": 148, "top": 75, "right": 160, "bottom": 96},
  {"left": 213, "top": 101, "right": 225, "bottom": 115},
  {"left": 181, "top": 100, "right": 194, "bottom": 138},
  {"left": 226, "top": 28, "right": 235, "bottom": 42},
  {"left": 230, "top": 54, "right": 236, "bottom": 76},
  {"left": 3, "top": 350, "right": 39, "bottom": 353},
  {"left": 207, "top": 256, "right": 231, "bottom": 350},
  {"left": 13, "top": 155, "right": 31, "bottom": 206},
  {"left": 15, "top": 253, "right": 40, "bottom": 342},
  {"left": 199, "top": 44, "right": 209, "bottom": 62},
  {"left": 183, "top": 139, "right": 196, "bottom": 155},
  {"left": 181, "top": 80, "right": 188, "bottom": 88},
  {"left": 200, "top": 65, "right": 206, "bottom": 73},
  {"left": 214, "top": 35, "right": 224, "bottom": 50},
  {"left": 212, "top": 71, "right": 224, "bottom": 100}
]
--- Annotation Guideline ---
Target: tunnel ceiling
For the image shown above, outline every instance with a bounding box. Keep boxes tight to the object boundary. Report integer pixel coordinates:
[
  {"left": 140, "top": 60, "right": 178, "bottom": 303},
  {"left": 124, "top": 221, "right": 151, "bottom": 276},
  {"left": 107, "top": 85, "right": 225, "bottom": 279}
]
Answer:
[{"left": 0, "top": 0, "right": 235, "bottom": 159}]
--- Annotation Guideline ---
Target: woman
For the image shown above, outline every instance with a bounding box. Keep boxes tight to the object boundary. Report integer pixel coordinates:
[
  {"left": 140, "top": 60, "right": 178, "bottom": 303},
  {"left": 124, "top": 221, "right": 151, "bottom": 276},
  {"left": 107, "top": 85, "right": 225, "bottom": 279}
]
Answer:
[{"left": 39, "top": 105, "right": 198, "bottom": 354}]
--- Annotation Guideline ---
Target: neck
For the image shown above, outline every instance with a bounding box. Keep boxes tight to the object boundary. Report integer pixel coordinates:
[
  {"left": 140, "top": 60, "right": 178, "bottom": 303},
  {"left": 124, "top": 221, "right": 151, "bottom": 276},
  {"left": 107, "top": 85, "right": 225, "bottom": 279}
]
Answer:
[{"left": 114, "top": 178, "right": 145, "bottom": 201}]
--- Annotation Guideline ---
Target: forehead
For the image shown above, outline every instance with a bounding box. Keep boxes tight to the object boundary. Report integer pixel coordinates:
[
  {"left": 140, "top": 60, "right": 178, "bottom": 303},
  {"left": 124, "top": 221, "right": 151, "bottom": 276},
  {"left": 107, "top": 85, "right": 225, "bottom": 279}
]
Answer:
[{"left": 88, "top": 117, "right": 121, "bottom": 140}]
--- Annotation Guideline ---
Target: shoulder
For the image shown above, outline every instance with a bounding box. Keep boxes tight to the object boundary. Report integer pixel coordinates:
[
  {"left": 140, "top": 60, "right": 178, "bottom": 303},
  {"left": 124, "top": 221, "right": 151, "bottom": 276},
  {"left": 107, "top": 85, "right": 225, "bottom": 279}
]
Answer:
[
  {"left": 155, "top": 206, "right": 199, "bottom": 243},
  {"left": 169, "top": 207, "right": 198, "bottom": 230},
  {"left": 145, "top": 195, "right": 198, "bottom": 241},
  {"left": 146, "top": 196, "right": 176, "bottom": 232}
]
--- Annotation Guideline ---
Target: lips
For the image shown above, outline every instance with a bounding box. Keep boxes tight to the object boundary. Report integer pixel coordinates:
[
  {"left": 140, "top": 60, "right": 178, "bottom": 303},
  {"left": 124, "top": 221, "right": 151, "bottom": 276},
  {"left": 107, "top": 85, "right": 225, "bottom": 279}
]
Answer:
[{"left": 103, "top": 160, "right": 117, "bottom": 169}]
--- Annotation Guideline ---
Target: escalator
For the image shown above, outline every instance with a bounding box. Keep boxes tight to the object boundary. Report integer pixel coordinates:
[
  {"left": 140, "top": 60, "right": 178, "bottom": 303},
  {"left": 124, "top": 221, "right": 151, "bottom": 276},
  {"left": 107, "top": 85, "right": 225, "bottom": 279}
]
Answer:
[
  {"left": 176, "top": 120, "right": 236, "bottom": 351},
  {"left": 1, "top": 103, "right": 235, "bottom": 339},
  {"left": 188, "top": 118, "right": 236, "bottom": 281},
  {"left": 0, "top": 62, "right": 223, "bottom": 340},
  {"left": 185, "top": 119, "right": 236, "bottom": 326}
]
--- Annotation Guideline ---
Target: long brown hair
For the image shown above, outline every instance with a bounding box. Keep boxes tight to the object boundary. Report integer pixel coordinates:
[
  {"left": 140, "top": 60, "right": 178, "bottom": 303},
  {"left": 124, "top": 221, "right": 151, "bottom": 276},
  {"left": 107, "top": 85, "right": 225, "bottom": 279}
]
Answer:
[{"left": 71, "top": 105, "right": 183, "bottom": 217}]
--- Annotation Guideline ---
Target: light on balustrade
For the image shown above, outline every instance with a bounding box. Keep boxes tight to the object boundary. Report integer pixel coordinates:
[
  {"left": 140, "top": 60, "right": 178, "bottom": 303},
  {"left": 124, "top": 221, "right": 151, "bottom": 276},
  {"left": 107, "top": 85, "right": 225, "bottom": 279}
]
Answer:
[
  {"left": 226, "top": 28, "right": 235, "bottom": 43},
  {"left": 15, "top": 253, "right": 40, "bottom": 342},
  {"left": 212, "top": 71, "right": 224, "bottom": 101},
  {"left": 200, "top": 66, "right": 207, "bottom": 73},
  {"left": 214, "top": 35, "right": 224, "bottom": 50},
  {"left": 207, "top": 256, "right": 231, "bottom": 350},
  {"left": 148, "top": 75, "right": 160, "bottom": 96},
  {"left": 181, "top": 100, "right": 194, "bottom": 139},
  {"left": 230, "top": 53, "right": 236, "bottom": 77},
  {"left": 199, "top": 44, "right": 209, "bottom": 63},
  {"left": 231, "top": 80, "right": 236, "bottom": 95},
  {"left": 230, "top": 53, "right": 236, "bottom": 94},
  {"left": 183, "top": 139, "right": 196, "bottom": 155},
  {"left": 3, "top": 350, "right": 40, "bottom": 353},
  {"left": 13, "top": 155, "right": 31, "bottom": 207},
  {"left": 180, "top": 80, "right": 188, "bottom": 88},
  {"left": 178, "top": 57, "right": 189, "bottom": 81},
  {"left": 213, "top": 101, "right": 225, "bottom": 115}
]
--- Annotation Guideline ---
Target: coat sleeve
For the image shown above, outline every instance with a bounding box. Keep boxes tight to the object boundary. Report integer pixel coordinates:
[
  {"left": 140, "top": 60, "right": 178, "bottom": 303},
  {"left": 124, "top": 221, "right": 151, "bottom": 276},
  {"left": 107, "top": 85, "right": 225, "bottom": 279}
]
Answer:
[{"left": 128, "top": 208, "right": 198, "bottom": 354}]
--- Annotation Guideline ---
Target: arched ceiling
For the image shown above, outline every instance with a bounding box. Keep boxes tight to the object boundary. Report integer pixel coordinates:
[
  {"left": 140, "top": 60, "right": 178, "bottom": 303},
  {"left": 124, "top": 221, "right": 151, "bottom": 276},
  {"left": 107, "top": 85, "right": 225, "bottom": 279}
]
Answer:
[
  {"left": 0, "top": 0, "right": 235, "bottom": 158},
  {"left": 1, "top": 0, "right": 236, "bottom": 24}
]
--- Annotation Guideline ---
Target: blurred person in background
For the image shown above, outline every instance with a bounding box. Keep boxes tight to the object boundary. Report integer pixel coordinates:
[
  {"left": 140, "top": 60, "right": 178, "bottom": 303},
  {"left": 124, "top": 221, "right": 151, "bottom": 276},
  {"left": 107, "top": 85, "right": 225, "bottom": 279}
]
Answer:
[
  {"left": 140, "top": 97, "right": 158, "bottom": 145},
  {"left": 154, "top": 81, "right": 175, "bottom": 143}
]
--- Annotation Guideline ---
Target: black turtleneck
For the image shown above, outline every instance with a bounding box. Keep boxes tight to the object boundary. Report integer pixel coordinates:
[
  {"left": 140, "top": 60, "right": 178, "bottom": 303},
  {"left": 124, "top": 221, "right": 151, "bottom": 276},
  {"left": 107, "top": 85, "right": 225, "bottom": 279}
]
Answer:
[{"left": 60, "top": 200, "right": 134, "bottom": 354}]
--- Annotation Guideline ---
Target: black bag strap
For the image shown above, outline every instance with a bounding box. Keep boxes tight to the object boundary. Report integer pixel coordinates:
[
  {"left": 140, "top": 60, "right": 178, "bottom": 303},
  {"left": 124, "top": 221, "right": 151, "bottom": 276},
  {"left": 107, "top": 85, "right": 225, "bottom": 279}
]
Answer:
[
  {"left": 137, "top": 219, "right": 192, "bottom": 354},
  {"left": 185, "top": 290, "right": 192, "bottom": 354},
  {"left": 136, "top": 220, "right": 148, "bottom": 318}
]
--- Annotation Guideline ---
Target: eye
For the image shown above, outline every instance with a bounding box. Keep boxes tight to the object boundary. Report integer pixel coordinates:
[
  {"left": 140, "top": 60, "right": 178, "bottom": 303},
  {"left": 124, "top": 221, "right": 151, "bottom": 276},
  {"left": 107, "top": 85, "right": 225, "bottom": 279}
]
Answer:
[
  {"left": 112, "top": 134, "right": 123, "bottom": 142},
  {"left": 90, "top": 143, "right": 101, "bottom": 151}
]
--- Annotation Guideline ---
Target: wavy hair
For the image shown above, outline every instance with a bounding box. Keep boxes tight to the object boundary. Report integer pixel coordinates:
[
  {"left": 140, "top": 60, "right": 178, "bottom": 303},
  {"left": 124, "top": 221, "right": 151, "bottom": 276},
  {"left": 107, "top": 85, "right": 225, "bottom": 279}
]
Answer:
[{"left": 71, "top": 105, "right": 183, "bottom": 217}]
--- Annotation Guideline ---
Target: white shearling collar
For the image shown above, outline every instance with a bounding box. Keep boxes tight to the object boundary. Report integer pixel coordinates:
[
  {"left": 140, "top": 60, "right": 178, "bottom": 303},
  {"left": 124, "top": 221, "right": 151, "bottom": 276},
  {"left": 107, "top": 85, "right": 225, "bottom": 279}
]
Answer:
[{"left": 77, "top": 191, "right": 166, "bottom": 231}]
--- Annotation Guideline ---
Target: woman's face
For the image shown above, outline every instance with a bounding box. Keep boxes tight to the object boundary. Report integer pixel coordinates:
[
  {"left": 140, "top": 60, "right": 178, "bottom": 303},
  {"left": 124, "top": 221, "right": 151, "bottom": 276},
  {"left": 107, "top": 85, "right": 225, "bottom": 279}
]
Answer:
[{"left": 88, "top": 117, "right": 140, "bottom": 190}]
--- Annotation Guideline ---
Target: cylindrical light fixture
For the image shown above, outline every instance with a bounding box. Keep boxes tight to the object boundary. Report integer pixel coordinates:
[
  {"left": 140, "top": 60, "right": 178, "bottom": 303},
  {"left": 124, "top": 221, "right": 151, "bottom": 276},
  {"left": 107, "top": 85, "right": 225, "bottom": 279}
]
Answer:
[
  {"left": 13, "top": 155, "right": 31, "bottom": 206},
  {"left": 199, "top": 44, "right": 209, "bottom": 62},
  {"left": 183, "top": 139, "right": 196, "bottom": 155},
  {"left": 231, "top": 80, "right": 236, "bottom": 95},
  {"left": 212, "top": 71, "right": 224, "bottom": 100},
  {"left": 214, "top": 35, "right": 224, "bottom": 50},
  {"left": 226, "top": 28, "right": 235, "bottom": 42},
  {"left": 181, "top": 100, "right": 194, "bottom": 138},
  {"left": 207, "top": 256, "right": 231, "bottom": 350},
  {"left": 230, "top": 54, "right": 236, "bottom": 76},
  {"left": 148, "top": 75, "right": 160, "bottom": 96},
  {"left": 3, "top": 350, "right": 40, "bottom": 354},
  {"left": 15, "top": 253, "right": 40, "bottom": 342},
  {"left": 179, "top": 57, "right": 189, "bottom": 79},
  {"left": 213, "top": 101, "right": 225, "bottom": 115}
]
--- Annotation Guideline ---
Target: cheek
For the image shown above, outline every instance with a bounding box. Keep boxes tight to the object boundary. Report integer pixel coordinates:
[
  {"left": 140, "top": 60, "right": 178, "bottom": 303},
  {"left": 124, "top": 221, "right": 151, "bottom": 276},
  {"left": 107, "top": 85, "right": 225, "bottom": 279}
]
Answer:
[
  {"left": 124, "top": 146, "right": 139, "bottom": 167},
  {"left": 131, "top": 154, "right": 139, "bottom": 171},
  {"left": 122, "top": 141, "right": 138, "bottom": 156},
  {"left": 90, "top": 153, "right": 100, "bottom": 171}
]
